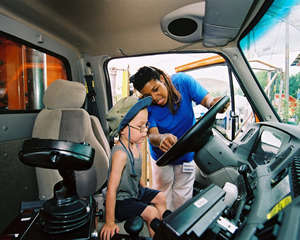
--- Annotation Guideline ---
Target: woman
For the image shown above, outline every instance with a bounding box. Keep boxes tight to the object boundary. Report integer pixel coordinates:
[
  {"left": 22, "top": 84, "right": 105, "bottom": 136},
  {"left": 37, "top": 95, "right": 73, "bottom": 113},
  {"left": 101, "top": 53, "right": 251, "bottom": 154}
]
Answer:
[{"left": 130, "top": 66, "right": 222, "bottom": 210}]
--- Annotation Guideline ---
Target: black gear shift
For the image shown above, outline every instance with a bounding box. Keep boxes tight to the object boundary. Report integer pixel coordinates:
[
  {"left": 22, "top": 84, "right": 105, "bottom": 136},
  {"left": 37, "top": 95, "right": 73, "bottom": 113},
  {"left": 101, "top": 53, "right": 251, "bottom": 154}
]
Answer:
[{"left": 238, "top": 164, "right": 253, "bottom": 200}]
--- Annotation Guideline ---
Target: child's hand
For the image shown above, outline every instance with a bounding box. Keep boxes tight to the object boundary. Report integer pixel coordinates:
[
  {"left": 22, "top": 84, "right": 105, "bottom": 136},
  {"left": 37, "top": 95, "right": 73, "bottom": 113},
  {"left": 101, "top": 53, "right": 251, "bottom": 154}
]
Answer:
[{"left": 100, "top": 222, "right": 119, "bottom": 240}]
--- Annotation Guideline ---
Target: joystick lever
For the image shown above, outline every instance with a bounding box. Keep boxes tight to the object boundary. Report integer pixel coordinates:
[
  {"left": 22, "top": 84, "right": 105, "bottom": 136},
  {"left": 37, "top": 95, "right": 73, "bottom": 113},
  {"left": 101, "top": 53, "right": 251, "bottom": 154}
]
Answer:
[
  {"left": 124, "top": 216, "right": 144, "bottom": 240},
  {"left": 238, "top": 164, "right": 253, "bottom": 200}
]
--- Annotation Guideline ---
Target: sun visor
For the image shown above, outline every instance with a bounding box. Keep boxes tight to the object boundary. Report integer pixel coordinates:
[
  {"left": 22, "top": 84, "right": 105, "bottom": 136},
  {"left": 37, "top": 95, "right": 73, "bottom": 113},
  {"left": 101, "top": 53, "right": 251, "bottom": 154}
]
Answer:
[
  {"left": 160, "top": 2, "right": 205, "bottom": 43},
  {"left": 203, "top": 0, "right": 254, "bottom": 47}
]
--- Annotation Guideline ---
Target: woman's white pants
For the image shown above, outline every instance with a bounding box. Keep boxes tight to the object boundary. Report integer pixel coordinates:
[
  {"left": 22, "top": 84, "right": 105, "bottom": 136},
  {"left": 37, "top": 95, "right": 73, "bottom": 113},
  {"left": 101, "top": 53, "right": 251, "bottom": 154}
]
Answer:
[{"left": 151, "top": 159, "right": 195, "bottom": 211}]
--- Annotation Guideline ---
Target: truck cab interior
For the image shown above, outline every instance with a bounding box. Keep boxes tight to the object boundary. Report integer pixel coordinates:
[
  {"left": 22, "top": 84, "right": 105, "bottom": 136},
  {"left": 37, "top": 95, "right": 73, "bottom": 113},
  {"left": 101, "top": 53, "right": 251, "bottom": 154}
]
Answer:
[{"left": 1, "top": 0, "right": 300, "bottom": 239}]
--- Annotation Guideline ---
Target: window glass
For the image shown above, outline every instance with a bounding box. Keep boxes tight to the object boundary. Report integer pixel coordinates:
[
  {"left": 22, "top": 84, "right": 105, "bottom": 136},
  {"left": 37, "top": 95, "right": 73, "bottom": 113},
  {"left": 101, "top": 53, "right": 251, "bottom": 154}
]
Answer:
[
  {"left": 240, "top": 0, "right": 300, "bottom": 126},
  {"left": 107, "top": 53, "right": 255, "bottom": 140},
  {"left": 0, "top": 35, "right": 68, "bottom": 111}
]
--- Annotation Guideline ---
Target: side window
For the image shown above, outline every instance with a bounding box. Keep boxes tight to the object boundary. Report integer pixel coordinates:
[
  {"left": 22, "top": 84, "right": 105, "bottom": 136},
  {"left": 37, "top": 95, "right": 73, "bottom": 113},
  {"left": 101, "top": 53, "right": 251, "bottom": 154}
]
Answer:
[
  {"left": 0, "top": 34, "right": 68, "bottom": 111},
  {"left": 179, "top": 58, "right": 255, "bottom": 141},
  {"left": 108, "top": 66, "right": 130, "bottom": 104},
  {"left": 226, "top": 70, "right": 255, "bottom": 140}
]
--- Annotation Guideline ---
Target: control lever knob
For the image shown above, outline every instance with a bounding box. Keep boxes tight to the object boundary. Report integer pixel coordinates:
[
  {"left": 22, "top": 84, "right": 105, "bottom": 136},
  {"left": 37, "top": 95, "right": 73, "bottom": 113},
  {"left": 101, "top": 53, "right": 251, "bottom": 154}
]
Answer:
[
  {"left": 124, "top": 216, "right": 144, "bottom": 238},
  {"left": 238, "top": 164, "right": 250, "bottom": 175},
  {"left": 150, "top": 218, "right": 161, "bottom": 232},
  {"left": 238, "top": 164, "right": 253, "bottom": 200}
]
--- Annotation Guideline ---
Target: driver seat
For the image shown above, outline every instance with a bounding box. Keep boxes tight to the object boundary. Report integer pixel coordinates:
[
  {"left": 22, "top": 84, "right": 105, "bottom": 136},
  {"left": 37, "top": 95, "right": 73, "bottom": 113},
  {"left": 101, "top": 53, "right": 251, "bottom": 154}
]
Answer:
[
  {"left": 30, "top": 80, "right": 151, "bottom": 238},
  {"left": 32, "top": 79, "right": 109, "bottom": 199}
]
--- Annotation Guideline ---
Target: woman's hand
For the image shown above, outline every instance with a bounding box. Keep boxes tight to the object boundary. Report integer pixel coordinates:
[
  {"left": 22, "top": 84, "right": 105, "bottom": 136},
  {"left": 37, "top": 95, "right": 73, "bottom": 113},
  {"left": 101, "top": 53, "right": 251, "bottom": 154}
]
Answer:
[
  {"left": 210, "top": 96, "right": 230, "bottom": 113},
  {"left": 203, "top": 95, "right": 230, "bottom": 113},
  {"left": 100, "top": 222, "right": 119, "bottom": 240},
  {"left": 159, "top": 133, "right": 177, "bottom": 152}
]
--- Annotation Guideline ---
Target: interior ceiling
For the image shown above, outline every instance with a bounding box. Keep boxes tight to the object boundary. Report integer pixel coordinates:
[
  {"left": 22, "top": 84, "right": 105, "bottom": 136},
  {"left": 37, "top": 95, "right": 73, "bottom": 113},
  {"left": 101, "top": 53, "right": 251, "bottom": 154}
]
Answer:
[
  {"left": 0, "top": 0, "right": 258, "bottom": 57},
  {"left": 0, "top": 0, "right": 201, "bottom": 56}
]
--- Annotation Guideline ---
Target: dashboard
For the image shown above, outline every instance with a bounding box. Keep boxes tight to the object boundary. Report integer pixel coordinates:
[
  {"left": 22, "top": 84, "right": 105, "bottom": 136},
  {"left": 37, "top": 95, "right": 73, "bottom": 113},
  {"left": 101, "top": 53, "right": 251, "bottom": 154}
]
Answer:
[{"left": 154, "top": 122, "right": 300, "bottom": 240}]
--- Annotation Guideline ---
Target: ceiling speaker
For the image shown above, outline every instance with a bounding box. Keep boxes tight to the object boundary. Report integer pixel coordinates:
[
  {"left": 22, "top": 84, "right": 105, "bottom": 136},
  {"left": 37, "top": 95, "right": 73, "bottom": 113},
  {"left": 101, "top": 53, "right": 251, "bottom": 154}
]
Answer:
[{"left": 160, "top": 2, "right": 205, "bottom": 43}]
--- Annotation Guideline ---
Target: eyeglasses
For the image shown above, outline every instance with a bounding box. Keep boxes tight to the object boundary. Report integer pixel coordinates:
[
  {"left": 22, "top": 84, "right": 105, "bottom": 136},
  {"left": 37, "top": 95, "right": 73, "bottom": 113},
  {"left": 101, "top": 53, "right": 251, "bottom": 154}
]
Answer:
[{"left": 129, "top": 122, "right": 150, "bottom": 133}]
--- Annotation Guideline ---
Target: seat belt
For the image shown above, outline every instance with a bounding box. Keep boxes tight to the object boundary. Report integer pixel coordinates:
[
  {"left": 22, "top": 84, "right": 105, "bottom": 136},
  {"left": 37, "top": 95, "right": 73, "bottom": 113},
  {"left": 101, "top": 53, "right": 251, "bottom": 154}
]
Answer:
[
  {"left": 84, "top": 63, "right": 112, "bottom": 146},
  {"left": 84, "top": 74, "right": 100, "bottom": 118}
]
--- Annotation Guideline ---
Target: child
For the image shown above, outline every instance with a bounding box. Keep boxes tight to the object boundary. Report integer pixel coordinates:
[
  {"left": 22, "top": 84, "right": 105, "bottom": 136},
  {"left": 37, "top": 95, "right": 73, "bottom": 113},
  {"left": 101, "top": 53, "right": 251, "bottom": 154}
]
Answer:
[{"left": 100, "top": 96, "right": 167, "bottom": 240}]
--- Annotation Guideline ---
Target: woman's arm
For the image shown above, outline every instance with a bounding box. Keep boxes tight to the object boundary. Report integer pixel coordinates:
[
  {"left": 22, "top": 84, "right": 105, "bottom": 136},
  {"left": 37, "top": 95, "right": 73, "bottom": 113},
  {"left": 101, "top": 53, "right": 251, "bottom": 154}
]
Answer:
[
  {"left": 201, "top": 94, "right": 228, "bottom": 113},
  {"left": 180, "top": 73, "right": 224, "bottom": 110},
  {"left": 201, "top": 94, "right": 219, "bottom": 108},
  {"left": 100, "top": 150, "right": 127, "bottom": 240}
]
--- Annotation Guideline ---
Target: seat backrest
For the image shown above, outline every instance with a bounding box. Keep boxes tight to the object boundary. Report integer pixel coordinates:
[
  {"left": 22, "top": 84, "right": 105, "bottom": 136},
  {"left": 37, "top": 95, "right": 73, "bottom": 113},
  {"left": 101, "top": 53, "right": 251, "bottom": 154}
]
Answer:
[
  {"left": 90, "top": 115, "right": 111, "bottom": 158},
  {"left": 32, "top": 79, "right": 109, "bottom": 200}
]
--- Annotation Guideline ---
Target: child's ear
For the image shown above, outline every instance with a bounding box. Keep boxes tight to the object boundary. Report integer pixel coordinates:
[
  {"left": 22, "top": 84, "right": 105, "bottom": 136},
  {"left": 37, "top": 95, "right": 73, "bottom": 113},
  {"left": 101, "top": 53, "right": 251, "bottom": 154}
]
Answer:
[{"left": 120, "top": 126, "right": 128, "bottom": 135}]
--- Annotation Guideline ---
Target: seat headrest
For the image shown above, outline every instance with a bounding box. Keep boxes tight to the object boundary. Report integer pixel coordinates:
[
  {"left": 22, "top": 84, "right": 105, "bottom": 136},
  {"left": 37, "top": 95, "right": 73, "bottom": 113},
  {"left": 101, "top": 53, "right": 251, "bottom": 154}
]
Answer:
[{"left": 43, "top": 80, "right": 86, "bottom": 109}]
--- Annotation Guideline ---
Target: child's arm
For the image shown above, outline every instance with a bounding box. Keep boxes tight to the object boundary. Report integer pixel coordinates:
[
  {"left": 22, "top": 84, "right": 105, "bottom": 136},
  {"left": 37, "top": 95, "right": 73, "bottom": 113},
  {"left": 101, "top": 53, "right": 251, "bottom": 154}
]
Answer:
[{"left": 100, "top": 150, "right": 127, "bottom": 240}]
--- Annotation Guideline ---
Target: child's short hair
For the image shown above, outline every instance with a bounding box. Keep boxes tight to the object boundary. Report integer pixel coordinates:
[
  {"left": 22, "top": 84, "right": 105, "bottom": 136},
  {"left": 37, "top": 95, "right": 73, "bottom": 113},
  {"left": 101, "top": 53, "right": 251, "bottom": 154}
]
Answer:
[{"left": 106, "top": 96, "right": 152, "bottom": 137}]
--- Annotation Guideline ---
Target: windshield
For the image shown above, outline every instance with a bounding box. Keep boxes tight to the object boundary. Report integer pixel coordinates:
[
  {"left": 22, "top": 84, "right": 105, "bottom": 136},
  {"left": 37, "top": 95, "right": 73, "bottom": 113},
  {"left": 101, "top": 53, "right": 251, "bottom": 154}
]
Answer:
[
  {"left": 240, "top": 0, "right": 300, "bottom": 126},
  {"left": 108, "top": 52, "right": 255, "bottom": 141}
]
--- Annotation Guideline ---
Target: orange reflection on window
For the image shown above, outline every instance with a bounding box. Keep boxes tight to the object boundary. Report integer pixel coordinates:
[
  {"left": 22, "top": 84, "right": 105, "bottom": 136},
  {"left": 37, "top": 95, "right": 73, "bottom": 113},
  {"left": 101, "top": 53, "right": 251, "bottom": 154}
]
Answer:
[{"left": 0, "top": 35, "right": 68, "bottom": 111}]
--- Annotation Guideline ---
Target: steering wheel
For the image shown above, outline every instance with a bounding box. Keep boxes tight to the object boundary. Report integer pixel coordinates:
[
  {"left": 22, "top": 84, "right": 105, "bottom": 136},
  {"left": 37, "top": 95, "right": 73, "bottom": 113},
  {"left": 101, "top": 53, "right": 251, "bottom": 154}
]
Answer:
[{"left": 156, "top": 96, "right": 230, "bottom": 166}]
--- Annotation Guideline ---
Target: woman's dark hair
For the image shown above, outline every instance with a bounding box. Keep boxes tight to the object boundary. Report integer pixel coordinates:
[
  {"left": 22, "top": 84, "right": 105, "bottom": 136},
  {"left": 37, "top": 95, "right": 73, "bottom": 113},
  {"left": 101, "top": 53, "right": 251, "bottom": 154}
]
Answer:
[{"left": 130, "top": 66, "right": 181, "bottom": 114}]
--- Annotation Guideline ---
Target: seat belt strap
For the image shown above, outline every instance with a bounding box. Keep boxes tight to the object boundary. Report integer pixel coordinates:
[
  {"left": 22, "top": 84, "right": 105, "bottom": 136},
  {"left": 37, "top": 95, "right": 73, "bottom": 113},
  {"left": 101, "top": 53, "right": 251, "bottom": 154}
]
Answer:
[{"left": 84, "top": 74, "right": 99, "bottom": 118}]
